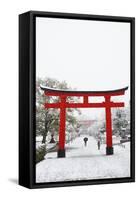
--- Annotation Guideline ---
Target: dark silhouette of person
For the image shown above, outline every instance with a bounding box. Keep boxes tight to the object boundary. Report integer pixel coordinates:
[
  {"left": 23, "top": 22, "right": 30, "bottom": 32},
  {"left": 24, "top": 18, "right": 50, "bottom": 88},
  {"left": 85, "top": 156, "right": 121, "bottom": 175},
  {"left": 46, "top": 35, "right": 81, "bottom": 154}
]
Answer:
[
  {"left": 97, "top": 139, "right": 101, "bottom": 150},
  {"left": 83, "top": 137, "right": 88, "bottom": 146}
]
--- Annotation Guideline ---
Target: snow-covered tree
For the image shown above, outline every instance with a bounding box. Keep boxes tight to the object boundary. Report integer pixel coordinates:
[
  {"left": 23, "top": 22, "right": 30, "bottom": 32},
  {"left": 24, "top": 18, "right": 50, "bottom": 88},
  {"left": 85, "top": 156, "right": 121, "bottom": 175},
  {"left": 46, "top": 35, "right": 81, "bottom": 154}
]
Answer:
[
  {"left": 36, "top": 77, "right": 81, "bottom": 144},
  {"left": 113, "top": 108, "right": 129, "bottom": 137}
]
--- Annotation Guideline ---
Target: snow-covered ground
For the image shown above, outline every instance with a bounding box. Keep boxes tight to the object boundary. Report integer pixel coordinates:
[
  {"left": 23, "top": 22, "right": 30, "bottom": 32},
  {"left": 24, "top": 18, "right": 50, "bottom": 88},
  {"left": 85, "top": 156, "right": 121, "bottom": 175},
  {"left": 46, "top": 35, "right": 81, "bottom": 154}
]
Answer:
[{"left": 36, "top": 135, "right": 130, "bottom": 183}]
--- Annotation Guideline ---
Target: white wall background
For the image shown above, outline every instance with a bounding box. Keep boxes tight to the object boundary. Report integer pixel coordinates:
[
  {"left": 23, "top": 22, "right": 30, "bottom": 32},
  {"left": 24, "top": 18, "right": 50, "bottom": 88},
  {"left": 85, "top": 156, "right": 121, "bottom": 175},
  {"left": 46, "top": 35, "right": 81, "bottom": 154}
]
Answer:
[{"left": 0, "top": 0, "right": 137, "bottom": 199}]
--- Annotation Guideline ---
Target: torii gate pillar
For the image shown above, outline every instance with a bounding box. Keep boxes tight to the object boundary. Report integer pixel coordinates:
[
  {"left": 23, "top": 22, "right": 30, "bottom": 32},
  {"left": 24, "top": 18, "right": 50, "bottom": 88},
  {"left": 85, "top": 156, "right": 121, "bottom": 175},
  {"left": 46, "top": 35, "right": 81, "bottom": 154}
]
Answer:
[
  {"left": 58, "top": 97, "right": 66, "bottom": 157},
  {"left": 105, "top": 96, "right": 113, "bottom": 155}
]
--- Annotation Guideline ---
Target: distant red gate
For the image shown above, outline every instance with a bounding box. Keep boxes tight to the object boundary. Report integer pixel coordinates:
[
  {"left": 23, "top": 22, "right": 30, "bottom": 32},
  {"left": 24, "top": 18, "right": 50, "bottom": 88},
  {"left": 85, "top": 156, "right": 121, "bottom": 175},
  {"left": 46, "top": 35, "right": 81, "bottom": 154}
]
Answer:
[{"left": 41, "top": 86, "right": 128, "bottom": 158}]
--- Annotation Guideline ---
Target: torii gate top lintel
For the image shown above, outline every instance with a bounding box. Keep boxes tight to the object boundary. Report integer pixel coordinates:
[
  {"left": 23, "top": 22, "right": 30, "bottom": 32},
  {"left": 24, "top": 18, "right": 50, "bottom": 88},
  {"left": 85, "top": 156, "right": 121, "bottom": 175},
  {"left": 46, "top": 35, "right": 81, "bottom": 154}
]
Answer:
[{"left": 40, "top": 85, "right": 128, "bottom": 97}]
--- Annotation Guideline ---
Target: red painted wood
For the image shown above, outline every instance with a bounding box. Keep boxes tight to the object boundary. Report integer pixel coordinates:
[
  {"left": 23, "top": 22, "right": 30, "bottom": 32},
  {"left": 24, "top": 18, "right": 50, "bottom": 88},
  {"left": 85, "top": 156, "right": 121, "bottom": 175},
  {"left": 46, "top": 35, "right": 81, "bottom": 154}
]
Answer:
[
  {"left": 104, "top": 96, "right": 114, "bottom": 148},
  {"left": 44, "top": 102, "right": 124, "bottom": 108},
  {"left": 58, "top": 97, "right": 66, "bottom": 150},
  {"left": 44, "top": 91, "right": 125, "bottom": 97},
  {"left": 105, "top": 106, "right": 112, "bottom": 147},
  {"left": 84, "top": 96, "right": 88, "bottom": 104},
  {"left": 59, "top": 107, "right": 66, "bottom": 150}
]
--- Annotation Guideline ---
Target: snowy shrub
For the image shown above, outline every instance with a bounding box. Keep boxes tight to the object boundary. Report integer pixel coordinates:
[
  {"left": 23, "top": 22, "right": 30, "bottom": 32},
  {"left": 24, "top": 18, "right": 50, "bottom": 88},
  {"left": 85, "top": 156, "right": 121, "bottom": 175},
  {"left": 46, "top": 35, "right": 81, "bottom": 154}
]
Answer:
[{"left": 36, "top": 145, "right": 46, "bottom": 164}]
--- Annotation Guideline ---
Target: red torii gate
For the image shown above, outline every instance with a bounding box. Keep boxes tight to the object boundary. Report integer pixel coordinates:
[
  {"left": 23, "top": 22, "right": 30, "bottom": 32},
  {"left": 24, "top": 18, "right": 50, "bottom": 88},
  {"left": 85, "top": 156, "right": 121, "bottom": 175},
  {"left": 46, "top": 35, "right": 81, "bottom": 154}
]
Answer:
[{"left": 40, "top": 85, "right": 128, "bottom": 158}]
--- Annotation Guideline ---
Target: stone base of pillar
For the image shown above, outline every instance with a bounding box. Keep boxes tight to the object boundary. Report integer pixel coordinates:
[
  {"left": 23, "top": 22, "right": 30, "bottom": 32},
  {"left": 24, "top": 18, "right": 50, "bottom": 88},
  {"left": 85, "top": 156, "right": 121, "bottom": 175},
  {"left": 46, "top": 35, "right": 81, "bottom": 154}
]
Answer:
[
  {"left": 58, "top": 149, "right": 65, "bottom": 158},
  {"left": 106, "top": 146, "right": 114, "bottom": 155}
]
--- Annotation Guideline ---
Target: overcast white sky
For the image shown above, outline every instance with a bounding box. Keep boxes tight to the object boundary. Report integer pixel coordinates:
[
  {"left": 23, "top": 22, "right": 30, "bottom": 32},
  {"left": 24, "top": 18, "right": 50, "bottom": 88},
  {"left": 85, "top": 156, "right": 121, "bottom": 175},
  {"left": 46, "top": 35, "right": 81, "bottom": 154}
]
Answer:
[{"left": 36, "top": 17, "right": 130, "bottom": 119}]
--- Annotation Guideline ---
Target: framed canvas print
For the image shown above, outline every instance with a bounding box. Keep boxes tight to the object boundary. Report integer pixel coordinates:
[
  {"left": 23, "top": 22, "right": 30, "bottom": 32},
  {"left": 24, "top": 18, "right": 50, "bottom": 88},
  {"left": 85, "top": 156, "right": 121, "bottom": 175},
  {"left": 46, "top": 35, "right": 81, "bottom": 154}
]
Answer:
[{"left": 19, "top": 11, "right": 135, "bottom": 189}]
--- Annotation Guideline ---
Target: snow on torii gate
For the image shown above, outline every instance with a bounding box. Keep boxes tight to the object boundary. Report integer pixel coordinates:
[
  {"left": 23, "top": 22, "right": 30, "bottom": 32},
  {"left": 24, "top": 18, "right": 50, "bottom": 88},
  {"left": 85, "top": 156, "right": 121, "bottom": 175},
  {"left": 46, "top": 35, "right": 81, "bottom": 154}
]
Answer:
[{"left": 40, "top": 85, "right": 128, "bottom": 158}]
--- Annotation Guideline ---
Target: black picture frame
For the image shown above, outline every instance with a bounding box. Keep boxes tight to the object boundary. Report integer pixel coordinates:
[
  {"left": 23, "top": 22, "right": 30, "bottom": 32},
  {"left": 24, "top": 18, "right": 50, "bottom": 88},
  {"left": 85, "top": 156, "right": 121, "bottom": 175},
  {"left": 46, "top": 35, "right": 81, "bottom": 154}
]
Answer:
[{"left": 19, "top": 11, "right": 135, "bottom": 189}]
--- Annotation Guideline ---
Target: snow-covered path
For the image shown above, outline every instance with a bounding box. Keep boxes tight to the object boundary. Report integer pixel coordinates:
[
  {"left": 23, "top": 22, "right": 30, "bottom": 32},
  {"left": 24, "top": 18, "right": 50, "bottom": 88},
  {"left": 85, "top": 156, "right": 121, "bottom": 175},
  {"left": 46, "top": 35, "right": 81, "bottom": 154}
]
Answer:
[{"left": 36, "top": 136, "right": 130, "bottom": 183}]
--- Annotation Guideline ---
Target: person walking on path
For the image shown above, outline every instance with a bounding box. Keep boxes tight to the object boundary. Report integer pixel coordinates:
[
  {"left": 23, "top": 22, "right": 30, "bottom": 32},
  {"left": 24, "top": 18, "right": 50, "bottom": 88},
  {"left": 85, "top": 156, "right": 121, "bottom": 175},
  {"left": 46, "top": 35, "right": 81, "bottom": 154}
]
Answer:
[
  {"left": 83, "top": 137, "right": 88, "bottom": 147},
  {"left": 97, "top": 138, "right": 101, "bottom": 150}
]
